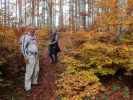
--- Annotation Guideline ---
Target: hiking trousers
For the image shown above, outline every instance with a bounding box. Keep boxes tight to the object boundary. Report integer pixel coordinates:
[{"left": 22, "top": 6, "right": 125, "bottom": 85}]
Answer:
[{"left": 25, "top": 54, "right": 39, "bottom": 91}]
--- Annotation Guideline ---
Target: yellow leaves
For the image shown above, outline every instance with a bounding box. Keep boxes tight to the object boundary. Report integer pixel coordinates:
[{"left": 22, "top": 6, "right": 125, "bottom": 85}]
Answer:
[
  {"left": 62, "top": 56, "right": 80, "bottom": 66},
  {"left": 96, "top": 0, "right": 117, "bottom": 9},
  {"left": 81, "top": 42, "right": 115, "bottom": 60},
  {"left": 56, "top": 70, "right": 101, "bottom": 99},
  {"left": 95, "top": 0, "right": 133, "bottom": 34},
  {"left": 57, "top": 28, "right": 133, "bottom": 99},
  {"left": 123, "top": 16, "right": 133, "bottom": 25},
  {"left": 83, "top": 41, "right": 114, "bottom": 51},
  {"left": 90, "top": 68, "right": 116, "bottom": 76},
  {"left": 76, "top": 33, "right": 133, "bottom": 75},
  {"left": 127, "top": 0, "right": 133, "bottom": 9},
  {"left": 0, "top": 29, "right": 25, "bottom": 78},
  {"left": 57, "top": 54, "right": 102, "bottom": 99}
]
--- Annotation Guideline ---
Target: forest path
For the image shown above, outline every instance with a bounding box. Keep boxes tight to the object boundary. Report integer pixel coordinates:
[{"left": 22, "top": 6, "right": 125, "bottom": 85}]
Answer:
[
  {"left": 1, "top": 32, "right": 133, "bottom": 100},
  {"left": 24, "top": 34, "right": 68, "bottom": 100},
  {"left": 7, "top": 33, "right": 70, "bottom": 100},
  {"left": 26, "top": 59, "right": 65, "bottom": 100}
]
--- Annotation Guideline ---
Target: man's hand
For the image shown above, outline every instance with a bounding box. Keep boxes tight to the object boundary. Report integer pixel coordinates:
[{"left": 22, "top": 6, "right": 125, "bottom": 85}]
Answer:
[
  {"left": 24, "top": 57, "right": 29, "bottom": 64},
  {"left": 48, "top": 42, "right": 52, "bottom": 45},
  {"left": 48, "top": 41, "right": 56, "bottom": 45},
  {"left": 25, "top": 59, "right": 29, "bottom": 64}
]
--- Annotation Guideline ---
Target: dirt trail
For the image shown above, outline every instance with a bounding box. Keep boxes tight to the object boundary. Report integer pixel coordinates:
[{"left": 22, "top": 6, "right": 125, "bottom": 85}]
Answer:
[
  {"left": 12, "top": 49, "right": 65, "bottom": 100},
  {"left": 26, "top": 61, "right": 65, "bottom": 100},
  {"left": 24, "top": 35, "right": 66, "bottom": 100},
  {"left": 5, "top": 34, "right": 67, "bottom": 100}
]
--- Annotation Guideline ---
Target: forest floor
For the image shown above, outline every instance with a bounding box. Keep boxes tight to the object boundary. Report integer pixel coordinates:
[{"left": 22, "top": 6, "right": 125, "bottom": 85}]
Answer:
[
  {"left": 0, "top": 32, "right": 67, "bottom": 100},
  {"left": 0, "top": 32, "right": 133, "bottom": 100}
]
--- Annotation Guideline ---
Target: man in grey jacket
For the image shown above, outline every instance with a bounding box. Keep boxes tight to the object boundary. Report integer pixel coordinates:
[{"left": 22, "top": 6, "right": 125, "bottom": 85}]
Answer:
[{"left": 19, "top": 28, "right": 39, "bottom": 91}]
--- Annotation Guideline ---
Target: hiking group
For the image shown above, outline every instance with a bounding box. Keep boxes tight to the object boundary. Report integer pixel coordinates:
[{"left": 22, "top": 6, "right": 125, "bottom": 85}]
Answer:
[{"left": 19, "top": 27, "right": 61, "bottom": 92}]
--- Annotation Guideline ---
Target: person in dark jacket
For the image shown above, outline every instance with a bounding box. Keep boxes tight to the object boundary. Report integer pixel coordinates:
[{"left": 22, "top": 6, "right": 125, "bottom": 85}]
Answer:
[{"left": 48, "top": 29, "right": 61, "bottom": 64}]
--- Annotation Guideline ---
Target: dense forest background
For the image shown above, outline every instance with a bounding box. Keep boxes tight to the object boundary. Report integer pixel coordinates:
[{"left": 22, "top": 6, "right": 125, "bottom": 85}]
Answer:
[
  {"left": 0, "top": 0, "right": 132, "bottom": 32},
  {"left": 1, "top": 0, "right": 133, "bottom": 100}
]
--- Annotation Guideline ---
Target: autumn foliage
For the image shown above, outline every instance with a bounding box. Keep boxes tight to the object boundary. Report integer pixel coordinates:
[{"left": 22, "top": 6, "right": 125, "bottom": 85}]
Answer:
[
  {"left": 55, "top": 29, "right": 133, "bottom": 99},
  {"left": 1, "top": 0, "right": 133, "bottom": 99},
  {"left": 0, "top": 29, "right": 25, "bottom": 79}
]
